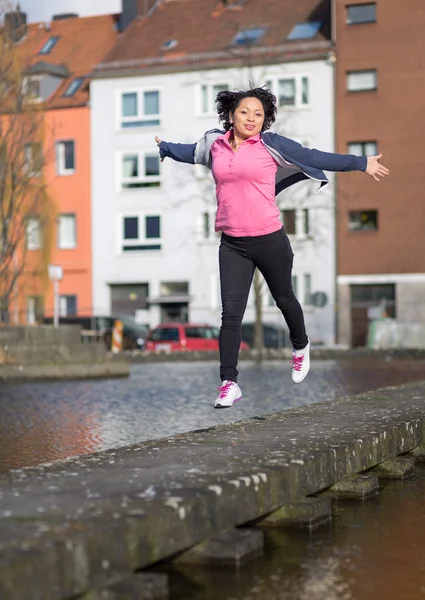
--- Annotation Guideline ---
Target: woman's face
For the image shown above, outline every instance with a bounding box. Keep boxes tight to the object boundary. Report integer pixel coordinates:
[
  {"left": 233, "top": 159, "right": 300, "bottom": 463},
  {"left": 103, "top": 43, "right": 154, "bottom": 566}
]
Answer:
[{"left": 230, "top": 97, "right": 265, "bottom": 139}]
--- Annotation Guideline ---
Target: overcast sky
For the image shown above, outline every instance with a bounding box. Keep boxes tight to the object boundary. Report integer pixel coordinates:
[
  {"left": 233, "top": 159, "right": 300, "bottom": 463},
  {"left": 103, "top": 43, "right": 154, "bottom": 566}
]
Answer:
[{"left": 17, "top": 0, "right": 122, "bottom": 23}]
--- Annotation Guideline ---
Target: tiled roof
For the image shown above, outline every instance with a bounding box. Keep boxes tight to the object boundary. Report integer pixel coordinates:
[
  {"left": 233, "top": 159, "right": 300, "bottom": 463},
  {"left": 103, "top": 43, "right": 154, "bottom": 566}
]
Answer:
[
  {"left": 20, "top": 14, "right": 119, "bottom": 109},
  {"left": 94, "top": 0, "right": 331, "bottom": 77}
]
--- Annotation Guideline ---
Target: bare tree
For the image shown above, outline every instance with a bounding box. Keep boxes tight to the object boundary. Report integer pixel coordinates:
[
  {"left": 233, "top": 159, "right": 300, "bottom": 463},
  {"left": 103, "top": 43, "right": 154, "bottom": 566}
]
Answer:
[{"left": 0, "top": 3, "right": 54, "bottom": 322}]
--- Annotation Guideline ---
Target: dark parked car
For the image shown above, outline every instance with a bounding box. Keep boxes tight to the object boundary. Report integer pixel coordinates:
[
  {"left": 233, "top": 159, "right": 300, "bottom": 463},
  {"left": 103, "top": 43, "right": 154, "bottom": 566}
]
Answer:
[{"left": 241, "top": 322, "right": 287, "bottom": 349}]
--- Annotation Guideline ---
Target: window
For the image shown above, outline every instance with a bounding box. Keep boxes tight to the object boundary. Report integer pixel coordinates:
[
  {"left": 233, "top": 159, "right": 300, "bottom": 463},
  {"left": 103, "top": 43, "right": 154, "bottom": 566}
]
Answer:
[
  {"left": 56, "top": 140, "right": 75, "bottom": 175},
  {"left": 281, "top": 208, "right": 310, "bottom": 237},
  {"left": 151, "top": 328, "right": 179, "bottom": 342},
  {"left": 110, "top": 284, "right": 149, "bottom": 313},
  {"left": 199, "top": 83, "right": 229, "bottom": 115},
  {"left": 24, "top": 143, "right": 43, "bottom": 176},
  {"left": 304, "top": 274, "right": 312, "bottom": 305},
  {"left": 59, "top": 295, "right": 77, "bottom": 317},
  {"left": 303, "top": 208, "right": 310, "bottom": 236},
  {"left": 347, "top": 141, "right": 377, "bottom": 156},
  {"left": 203, "top": 212, "right": 210, "bottom": 239},
  {"left": 287, "top": 22, "right": 322, "bottom": 41},
  {"left": 120, "top": 90, "right": 160, "bottom": 128},
  {"left": 266, "top": 75, "right": 310, "bottom": 107},
  {"left": 351, "top": 284, "right": 395, "bottom": 303},
  {"left": 22, "top": 77, "right": 41, "bottom": 101},
  {"left": 39, "top": 36, "right": 59, "bottom": 54},
  {"left": 231, "top": 27, "right": 266, "bottom": 45},
  {"left": 349, "top": 210, "right": 378, "bottom": 231},
  {"left": 26, "top": 217, "right": 42, "bottom": 250},
  {"left": 282, "top": 209, "right": 296, "bottom": 235},
  {"left": 121, "top": 152, "right": 160, "bottom": 189},
  {"left": 161, "top": 39, "right": 178, "bottom": 50},
  {"left": 291, "top": 275, "right": 298, "bottom": 297},
  {"left": 347, "top": 70, "right": 377, "bottom": 92},
  {"left": 63, "top": 77, "right": 84, "bottom": 97},
  {"left": 27, "top": 296, "right": 44, "bottom": 325},
  {"left": 58, "top": 214, "right": 76, "bottom": 249},
  {"left": 121, "top": 215, "right": 162, "bottom": 252},
  {"left": 278, "top": 79, "right": 296, "bottom": 106},
  {"left": 199, "top": 209, "right": 218, "bottom": 242},
  {"left": 347, "top": 4, "right": 376, "bottom": 25}
]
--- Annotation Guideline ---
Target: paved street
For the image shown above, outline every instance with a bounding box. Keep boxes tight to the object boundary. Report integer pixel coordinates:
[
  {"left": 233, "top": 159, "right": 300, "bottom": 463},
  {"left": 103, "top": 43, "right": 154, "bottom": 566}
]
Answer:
[{"left": 0, "top": 357, "right": 424, "bottom": 471}]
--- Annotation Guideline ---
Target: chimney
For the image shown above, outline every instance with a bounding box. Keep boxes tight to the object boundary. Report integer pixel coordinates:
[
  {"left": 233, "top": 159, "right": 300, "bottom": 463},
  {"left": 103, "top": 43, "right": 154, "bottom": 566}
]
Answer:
[
  {"left": 4, "top": 4, "right": 27, "bottom": 42},
  {"left": 52, "top": 13, "right": 79, "bottom": 21},
  {"left": 120, "top": 0, "right": 158, "bottom": 31}
]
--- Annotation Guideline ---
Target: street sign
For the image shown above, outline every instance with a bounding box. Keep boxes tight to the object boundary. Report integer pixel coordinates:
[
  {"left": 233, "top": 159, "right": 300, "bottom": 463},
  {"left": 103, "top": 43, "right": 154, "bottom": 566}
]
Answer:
[{"left": 48, "top": 264, "right": 63, "bottom": 281}]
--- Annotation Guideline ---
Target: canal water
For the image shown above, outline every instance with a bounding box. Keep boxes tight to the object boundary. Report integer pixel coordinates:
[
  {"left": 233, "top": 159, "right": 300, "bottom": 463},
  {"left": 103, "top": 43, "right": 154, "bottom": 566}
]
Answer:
[
  {"left": 164, "top": 465, "right": 425, "bottom": 600},
  {"left": 0, "top": 357, "right": 424, "bottom": 471}
]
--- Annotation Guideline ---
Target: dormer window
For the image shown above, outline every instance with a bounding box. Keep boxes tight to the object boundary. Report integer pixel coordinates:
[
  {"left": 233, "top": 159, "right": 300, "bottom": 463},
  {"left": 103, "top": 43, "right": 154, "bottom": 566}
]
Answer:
[
  {"left": 287, "top": 22, "right": 322, "bottom": 41},
  {"left": 231, "top": 27, "right": 266, "bottom": 45},
  {"left": 22, "top": 77, "right": 41, "bottom": 102},
  {"left": 39, "top": 36, "right": 60, "bottom": 55}
]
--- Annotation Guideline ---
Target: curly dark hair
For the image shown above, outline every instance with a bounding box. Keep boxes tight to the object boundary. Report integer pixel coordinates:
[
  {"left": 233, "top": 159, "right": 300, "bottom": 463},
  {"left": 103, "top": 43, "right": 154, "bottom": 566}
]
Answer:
[{"left": 215, "top": 86, "right": 277, "bottom": 132}]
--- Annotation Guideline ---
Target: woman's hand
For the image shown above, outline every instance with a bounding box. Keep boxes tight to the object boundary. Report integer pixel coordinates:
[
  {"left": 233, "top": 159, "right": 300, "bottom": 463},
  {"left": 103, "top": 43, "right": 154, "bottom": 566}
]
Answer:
[
  {"left": 155, "top": 136, "right": 164, "bottom": 161},
  {"left": 366, "top": 154, "right": 389, "bottom": 182}
]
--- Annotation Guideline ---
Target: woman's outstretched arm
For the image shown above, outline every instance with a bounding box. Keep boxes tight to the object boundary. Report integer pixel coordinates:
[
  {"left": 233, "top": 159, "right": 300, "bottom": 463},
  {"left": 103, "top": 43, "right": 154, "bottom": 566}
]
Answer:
[
  {"left": 265, "top": 132, "right": 389, "bottom": 181},
  {"left": 155, "top": 136, "right": 196, "bottom": 164}
]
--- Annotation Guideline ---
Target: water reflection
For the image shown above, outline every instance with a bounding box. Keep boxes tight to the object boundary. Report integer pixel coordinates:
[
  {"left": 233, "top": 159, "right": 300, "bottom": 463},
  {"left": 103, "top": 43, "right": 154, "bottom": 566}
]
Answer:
[
  {"left": 0, "top": 358, "right": 424, "bottom": 471},
  {"left": 165, "top": 466, "right": 425, "bottom": 600}
]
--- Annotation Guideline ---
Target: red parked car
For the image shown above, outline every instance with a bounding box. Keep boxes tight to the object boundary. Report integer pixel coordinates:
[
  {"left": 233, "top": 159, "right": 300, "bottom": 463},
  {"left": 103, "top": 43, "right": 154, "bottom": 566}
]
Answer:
[{"left": 145, "top": 323, "right": 250, "bottom": 352}]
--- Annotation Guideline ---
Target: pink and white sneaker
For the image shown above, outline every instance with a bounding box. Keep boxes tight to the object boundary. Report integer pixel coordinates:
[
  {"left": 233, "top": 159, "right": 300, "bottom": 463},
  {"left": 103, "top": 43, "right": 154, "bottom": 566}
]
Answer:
[
  {"left": 214, "top": 380, "right": 242, "bottom": 409},
  {"left": 292, "top": 340, "right": 310, "bottom": 384}
]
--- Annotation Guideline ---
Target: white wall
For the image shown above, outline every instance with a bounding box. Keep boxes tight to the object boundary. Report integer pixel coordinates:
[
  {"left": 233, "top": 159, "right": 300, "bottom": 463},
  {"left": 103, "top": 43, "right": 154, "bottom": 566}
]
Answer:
[{"left": 91, "top": 60, "right": 336, "bottom": 343}]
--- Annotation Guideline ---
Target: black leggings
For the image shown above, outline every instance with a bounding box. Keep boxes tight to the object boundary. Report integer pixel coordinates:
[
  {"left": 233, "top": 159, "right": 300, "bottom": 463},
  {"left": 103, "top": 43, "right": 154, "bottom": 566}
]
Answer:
[{"left": 219, "top": 227, "right": 308, "bottom": 382}]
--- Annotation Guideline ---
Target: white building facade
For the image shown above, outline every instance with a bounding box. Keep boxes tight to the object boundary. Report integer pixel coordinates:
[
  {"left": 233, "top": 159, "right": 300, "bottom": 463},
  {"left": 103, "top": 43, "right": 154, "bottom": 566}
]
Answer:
[{"left": 90, "top": 60, "right": 337, "bottom": 345}]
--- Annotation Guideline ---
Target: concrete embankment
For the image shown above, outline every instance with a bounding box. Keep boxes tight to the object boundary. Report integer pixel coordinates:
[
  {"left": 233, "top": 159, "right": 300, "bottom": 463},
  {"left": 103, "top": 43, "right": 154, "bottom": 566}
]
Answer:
[
  {"left": 0, "top": 325, "right": 129, "bottom": 381},
  {"left": 0, "top": 380, "right": 425, "bottom": 599}
]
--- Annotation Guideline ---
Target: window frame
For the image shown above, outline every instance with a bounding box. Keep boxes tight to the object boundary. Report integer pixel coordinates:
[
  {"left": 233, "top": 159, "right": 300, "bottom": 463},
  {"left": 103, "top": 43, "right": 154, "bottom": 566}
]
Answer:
[
  {"left": 266, "top": 74, "right": 311, "bottom": 108},
  {"left": 118, "top": 150, "right": 161, "bottom": 191},
  {"left": 24, "top": 142, "right": 43, "bottom": 177},
  {"left": 118, "top": 213, "right": 163, "bottom": 253},
  {"left": 117, "top": 88, "right": 162, "bottom": 130},
  {"left": 347, "top": 141, "right": 377, "bottom": 156},
  {"left": 196, "top": 83, "right": 230, "bottom": 116},
  {"left": 57, "top": 213, "right": 77, "bottom": 250},
  {"left": 59, "top": 294, "right": 77, "bottom": 317},
  {"left": 63, "top": 77, "right": 84, "bottom": 97},
  {"left": 38, "top": 36, "right": 60, "bottom": 55},
  {"left": 281, "top": 207, "right": 311, "bottom": 239},
  {"left": 26, "top": 216, "right": 42, "bottom": 251},
  {"left": 22, "top": 76, "right": 42, "bottom": 102},
  {"left": 231, "top": 27, "right": 266, "bottom": 46},
  {"left": 346, "top": 3, "right": 377, "bottom": 25},
  {"left": 348, "top": 209, "right": 379, "bottom": 231},
  {"left": 56, "top": 139, "right": 75, "bottom": 175},
  {"left": 346, "top": 69, "right": 377, "bottom": 92}
]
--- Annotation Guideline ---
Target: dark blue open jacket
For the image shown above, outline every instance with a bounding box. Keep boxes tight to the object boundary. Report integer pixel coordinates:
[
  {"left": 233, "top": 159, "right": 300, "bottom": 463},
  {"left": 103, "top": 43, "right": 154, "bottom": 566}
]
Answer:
[{"left": 158, "top": 129, "right": 367, "bottom": 195}]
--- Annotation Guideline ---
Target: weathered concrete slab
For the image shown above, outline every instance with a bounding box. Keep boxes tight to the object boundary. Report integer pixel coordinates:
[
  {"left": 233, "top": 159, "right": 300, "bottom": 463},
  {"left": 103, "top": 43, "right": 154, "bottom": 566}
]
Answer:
[
  {"left": 321, "top": 474, "right": 379, "bottom": 499},
  {"left": 372, "top": 456, "right": 414, "bottom": 479},
  {"left": 258, "top": 497, "right": 331, "bottom": 528},
  {"left": 80, "top": 573, "right": 168, "bottom": 600},
  {"left": 0, "top": 360, "right": 130, "bottom": 381},
  {"left": 0, "top": 381, "right": 424, "bottom": 599},
  {"left": 407, "top": 444, "right": 425, "bottom": 463},
  {"left": 174, "top": 528, "right": 263, "bottom": 566}
]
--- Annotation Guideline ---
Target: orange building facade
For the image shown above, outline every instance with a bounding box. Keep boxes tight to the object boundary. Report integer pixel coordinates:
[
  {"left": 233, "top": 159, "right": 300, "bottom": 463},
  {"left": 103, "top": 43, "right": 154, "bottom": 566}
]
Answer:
[{"left": 4, "top": 10, "right": 118, "bottom": 324}]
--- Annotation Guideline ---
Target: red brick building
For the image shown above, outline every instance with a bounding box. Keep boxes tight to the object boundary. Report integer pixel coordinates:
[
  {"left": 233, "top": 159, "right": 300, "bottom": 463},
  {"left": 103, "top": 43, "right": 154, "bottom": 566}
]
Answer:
[{"left": 334, "top": 0, "right": 425, "bottom": 345}]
